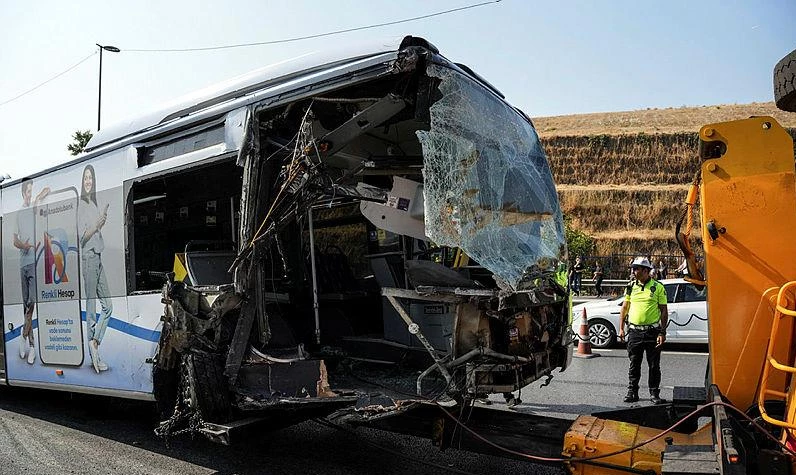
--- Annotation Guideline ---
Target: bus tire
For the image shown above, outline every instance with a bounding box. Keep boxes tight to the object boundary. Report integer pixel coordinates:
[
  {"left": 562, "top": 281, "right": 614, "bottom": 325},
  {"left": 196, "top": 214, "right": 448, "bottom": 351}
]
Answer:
[
  {"left": 775, "top": 49, "right": 796, "bottom": 112},
  {"left": 153, "top": 364, "right": 180, "bottom": 421},
  {"left": 186, "top": 349, "right": 231, "bottom": 423}
]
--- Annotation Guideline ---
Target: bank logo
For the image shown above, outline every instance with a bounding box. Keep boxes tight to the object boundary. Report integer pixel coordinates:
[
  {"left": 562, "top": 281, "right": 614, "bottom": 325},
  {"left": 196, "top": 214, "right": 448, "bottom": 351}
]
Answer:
[{"left": 43, "top": 229, "right": 72, "bottom": 285}]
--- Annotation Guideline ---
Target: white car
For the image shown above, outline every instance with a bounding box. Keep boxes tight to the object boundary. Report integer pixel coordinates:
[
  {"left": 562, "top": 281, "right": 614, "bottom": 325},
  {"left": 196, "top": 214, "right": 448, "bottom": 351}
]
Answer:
[{"left": 571, "top": 278, "right": 708, "bottom": 348}]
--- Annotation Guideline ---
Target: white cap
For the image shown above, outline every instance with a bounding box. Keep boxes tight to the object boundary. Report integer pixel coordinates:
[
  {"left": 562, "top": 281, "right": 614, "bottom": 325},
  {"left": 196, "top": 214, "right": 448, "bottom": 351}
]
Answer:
[{"left": 631, "top": 257, "right": 654, "bottom": 269}]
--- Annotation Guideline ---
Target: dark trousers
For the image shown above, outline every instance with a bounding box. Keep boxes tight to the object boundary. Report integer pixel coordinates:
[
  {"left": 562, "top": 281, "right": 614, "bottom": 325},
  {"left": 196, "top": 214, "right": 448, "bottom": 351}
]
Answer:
[
  {"left": 626, "top": 328, "right": 662, "bottom": 393},
  {"left": 571, "top": 273, "right": 582, "bottom": 294},
  {"left": 594, "top": 278, "right": 603, "bottom": 296}
]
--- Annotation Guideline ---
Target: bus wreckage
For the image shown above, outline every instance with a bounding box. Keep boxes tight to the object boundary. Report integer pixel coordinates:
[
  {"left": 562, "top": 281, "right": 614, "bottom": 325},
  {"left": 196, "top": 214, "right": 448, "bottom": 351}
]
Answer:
[
  {"left": 7, "top": 35, "right": 796, "bottom": 475},
  {"left": 147, "top": 36, "right": 571, "bottom": 439}
]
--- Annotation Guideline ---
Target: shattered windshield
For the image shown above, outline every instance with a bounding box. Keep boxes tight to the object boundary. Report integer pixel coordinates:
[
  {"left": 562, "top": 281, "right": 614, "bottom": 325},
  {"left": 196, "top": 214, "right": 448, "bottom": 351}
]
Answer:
[{"left": 417, "top": 63, "right": 566, "bottom": 290}]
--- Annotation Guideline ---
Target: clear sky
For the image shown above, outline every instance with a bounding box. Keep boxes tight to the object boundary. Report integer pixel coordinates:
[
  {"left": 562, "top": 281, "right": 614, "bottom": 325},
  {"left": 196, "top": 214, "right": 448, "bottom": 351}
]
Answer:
[{"left": 1, "top": 0, "right": 794, "bottom": 179}]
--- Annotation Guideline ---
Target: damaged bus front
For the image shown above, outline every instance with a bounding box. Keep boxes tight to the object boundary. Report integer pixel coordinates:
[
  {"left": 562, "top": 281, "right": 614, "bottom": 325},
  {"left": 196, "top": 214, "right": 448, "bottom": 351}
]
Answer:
[{"left": 152, "top": 36, "right": 570, "bottom": 438}]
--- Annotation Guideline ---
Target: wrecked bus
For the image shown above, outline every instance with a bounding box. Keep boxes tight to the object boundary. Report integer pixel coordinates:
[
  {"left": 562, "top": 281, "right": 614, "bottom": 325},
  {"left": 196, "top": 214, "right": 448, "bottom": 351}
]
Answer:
[{"left": 0, "top": 36, "right": 571, "bottom": 440}]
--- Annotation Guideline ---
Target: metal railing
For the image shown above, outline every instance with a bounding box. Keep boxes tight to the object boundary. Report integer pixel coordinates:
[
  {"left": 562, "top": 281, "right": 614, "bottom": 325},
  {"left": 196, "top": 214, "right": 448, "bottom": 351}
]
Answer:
[{"left": 570, "top": 254, "right": 689, "bottom": 281}]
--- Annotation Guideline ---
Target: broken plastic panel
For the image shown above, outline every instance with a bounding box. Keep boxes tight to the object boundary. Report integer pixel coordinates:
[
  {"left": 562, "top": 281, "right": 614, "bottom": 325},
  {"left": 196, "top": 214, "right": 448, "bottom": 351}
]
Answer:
[{"left": 417, "top": 64, "right": 565, "bottom": 290}]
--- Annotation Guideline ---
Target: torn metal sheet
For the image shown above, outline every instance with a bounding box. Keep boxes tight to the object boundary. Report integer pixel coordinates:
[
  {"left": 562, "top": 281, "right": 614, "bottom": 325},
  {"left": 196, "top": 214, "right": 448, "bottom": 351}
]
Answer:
[{"left": 417, "top": 64, "right": 566, "bottom": 290}]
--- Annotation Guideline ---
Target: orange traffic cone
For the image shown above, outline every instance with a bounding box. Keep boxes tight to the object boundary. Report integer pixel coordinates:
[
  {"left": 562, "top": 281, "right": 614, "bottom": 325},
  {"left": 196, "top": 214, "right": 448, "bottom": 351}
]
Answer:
[{"left": 573, "top": 307, "right": 600, "bottom": 359}]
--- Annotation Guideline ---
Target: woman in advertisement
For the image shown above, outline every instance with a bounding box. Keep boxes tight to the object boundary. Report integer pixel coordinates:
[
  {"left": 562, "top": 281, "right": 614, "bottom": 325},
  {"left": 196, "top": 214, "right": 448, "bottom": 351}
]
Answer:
[{"left": 78, "top": 165, "right": 112, "bottom": 373}]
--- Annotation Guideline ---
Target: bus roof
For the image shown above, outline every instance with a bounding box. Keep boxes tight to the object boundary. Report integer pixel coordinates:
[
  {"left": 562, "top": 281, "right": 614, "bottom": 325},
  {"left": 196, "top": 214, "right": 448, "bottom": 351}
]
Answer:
[{"left": 85, "top": 36, "right": 416, "bottom": 152}]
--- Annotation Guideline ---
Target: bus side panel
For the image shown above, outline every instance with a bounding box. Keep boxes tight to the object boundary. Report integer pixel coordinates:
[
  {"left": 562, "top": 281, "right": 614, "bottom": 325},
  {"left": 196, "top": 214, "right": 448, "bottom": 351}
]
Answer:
[
  {"left": 125, "top": 294, "right": 164, "bottom": 393},
  {"left": 1, "top": 153, "right": 157, "bottom": 396}
]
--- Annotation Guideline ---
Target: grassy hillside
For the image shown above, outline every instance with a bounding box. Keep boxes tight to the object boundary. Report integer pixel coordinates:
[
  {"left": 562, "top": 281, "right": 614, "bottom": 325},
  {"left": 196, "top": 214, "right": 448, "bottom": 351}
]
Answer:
[
  {"left": 534, "top": 102, "right": 796, "bottom": 257},
  {"left": 533, "top": 102, "right": 796, "bottom": 136}
]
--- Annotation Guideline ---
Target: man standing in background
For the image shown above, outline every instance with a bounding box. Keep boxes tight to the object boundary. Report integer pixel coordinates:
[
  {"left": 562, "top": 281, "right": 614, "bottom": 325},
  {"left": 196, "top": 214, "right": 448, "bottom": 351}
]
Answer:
[
  {"left": 570, "top": 257, "right": 584, "bottom": 296},
  {"left": 618, "top": 257, "right": 668, "bottom": 404},
  {"left": 657, "top": 260, "right": 668, "bottom": 280},
  {"left": 592, "top": 262, "right": 604, "bottom": 298}
]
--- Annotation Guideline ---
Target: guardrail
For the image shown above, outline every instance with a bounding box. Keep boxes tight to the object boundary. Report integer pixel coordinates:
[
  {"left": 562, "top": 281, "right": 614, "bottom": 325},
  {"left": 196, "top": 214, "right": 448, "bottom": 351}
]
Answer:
[
  {"left": 571, "top": 279, "right": 628, "bottom": 296},
  {"left": 577, "top": 279, "right": 628, "bottom": 289}
]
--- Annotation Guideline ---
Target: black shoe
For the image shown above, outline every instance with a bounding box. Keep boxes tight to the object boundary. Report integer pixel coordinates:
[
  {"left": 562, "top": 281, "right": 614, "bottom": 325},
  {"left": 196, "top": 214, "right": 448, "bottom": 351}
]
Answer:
[
  {"left": 505, "top": 396, "right": 522, "bottom": 408},
  {"left": 650, "top": 390, "right": 664, "bottom": 405},
  {"left": 623, "top": 391, "right": 639, "bottom": 403}
]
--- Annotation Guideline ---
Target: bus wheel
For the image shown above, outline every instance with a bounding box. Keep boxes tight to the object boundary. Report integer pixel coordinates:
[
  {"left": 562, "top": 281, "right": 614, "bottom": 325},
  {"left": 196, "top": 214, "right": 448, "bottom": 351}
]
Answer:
[
  {"left": 184, "top": 349, "right": 231, "bottom": 423},
  {"left": 153, "top": 363, "right": 180, "bottom": 421}
]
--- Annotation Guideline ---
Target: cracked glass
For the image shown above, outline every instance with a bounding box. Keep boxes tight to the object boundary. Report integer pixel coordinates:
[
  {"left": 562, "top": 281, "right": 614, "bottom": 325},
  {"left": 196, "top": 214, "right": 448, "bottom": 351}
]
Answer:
[{"left": 417, "top": 63, "right": 566, "bottom": 290}]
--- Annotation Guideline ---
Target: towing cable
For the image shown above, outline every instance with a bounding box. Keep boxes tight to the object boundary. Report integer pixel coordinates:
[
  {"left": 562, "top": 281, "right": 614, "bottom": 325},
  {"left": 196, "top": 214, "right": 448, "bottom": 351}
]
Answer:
[
  {"left": 327, "top": 361, "right": 796, "bottom": 470},
  {"left": 433, "top": 399, "right": 796, "bottom": 464}
]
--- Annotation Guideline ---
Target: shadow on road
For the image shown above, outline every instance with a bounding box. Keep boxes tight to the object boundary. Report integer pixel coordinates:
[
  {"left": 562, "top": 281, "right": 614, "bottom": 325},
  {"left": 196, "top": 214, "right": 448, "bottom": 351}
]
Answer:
[{"left": 0, "top": 386, "right": 561, "bottom": 475}]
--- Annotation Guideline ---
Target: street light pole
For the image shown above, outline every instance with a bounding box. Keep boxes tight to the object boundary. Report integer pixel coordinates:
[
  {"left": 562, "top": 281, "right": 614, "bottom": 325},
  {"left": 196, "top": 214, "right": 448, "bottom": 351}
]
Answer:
[{"left": 96, "top": 43, "right": 120, "bottom": 131}]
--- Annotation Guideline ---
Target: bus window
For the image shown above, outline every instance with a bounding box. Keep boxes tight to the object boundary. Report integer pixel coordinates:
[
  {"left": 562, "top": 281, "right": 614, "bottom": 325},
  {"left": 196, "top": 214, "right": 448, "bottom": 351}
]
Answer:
[{"left": 128, "top": 159, "right": 242, "bottom": 292}]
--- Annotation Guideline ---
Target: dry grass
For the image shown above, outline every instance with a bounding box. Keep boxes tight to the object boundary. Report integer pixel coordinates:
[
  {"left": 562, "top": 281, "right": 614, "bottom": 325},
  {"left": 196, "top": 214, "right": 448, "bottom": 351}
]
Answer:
[
  {"left": 557, "top": 184, "right": 689, "bottom": 192},
  {"left": 559, "top": 187, "right": 690, "bottom": 233},
  {"left": 535, "top": 103, "right": 793, "bottom": 256},
  {"left": 534, "top": 102, "right": 796, "bottom": 137},
  {"left": 594, "top": 237, "right": 690, "bottom": 257},
  {"left": 543, "top": 133, "right": 701, "bottom": 185}
]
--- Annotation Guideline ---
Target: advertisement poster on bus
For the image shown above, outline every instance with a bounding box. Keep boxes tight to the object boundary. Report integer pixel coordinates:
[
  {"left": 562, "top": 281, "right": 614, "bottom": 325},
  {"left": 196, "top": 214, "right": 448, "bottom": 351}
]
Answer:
[{"left": 1, "top": 156, "right": 160, "bottom": 396}]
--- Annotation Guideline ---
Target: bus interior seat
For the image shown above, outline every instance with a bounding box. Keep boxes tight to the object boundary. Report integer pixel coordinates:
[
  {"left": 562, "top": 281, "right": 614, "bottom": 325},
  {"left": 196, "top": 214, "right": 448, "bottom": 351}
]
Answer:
[{"left": 183, "top": 241, "right": 236, "bottom": 286}]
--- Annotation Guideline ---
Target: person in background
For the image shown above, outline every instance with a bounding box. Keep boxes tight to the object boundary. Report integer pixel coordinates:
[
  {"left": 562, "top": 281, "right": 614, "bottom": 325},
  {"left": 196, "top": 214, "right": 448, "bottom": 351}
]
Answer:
[
  {"left": 592, "top": 262, "right": 604, "bottom": 298},
  {"left": 570, "top": 257, "right": 584, "bottom": 296},
  {"left": 675, "top": 258, "right": 688, "bottom": 277},
  {"left": 618, "top": 257, "right": 668, "bottom": 405},
  {"left": 657, "top": 260, "right": 668, "bottom": 280}
]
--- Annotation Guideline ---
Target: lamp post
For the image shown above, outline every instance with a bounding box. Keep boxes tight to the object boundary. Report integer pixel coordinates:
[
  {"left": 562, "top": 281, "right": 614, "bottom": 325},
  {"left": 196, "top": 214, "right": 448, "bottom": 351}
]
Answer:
[{"left": 96, "top": 43, "right": 120, "bottom": 131}]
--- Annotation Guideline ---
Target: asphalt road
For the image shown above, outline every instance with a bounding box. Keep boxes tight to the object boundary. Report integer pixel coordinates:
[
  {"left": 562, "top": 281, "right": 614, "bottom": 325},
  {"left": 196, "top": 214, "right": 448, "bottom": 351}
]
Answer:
[
  {"left": 486, "top": 345, "right": 709, "bottom": 418},
  {"left": 0, "top": 346, "right": 707, "bottom": 475}
]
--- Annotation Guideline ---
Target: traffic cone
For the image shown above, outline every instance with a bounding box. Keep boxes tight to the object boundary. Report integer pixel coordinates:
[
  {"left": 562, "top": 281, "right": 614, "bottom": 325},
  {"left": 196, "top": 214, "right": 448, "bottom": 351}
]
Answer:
[{"left": 573, "top": 307, "right": 600, "bottom": 359}]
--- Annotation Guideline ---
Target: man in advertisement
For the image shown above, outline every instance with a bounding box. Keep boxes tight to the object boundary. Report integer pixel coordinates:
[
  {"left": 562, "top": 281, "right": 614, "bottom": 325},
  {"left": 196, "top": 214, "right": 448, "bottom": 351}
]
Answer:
[{"left": 12, "top": 178, "right": 50, "bottom": 364}]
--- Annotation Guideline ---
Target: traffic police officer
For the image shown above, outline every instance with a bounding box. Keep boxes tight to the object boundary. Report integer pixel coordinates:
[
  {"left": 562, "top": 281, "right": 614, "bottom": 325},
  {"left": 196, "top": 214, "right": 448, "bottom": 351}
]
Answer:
[{"left": 618, "top": 257, "right": 668, "bottom": 404}]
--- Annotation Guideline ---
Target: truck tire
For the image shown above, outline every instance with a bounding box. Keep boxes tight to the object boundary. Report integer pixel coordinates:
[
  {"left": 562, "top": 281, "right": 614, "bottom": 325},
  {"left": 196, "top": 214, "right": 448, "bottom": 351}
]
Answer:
[
  {"left": 774, "top": 49, "right": 796, "bottom": 112},
  {"left": 185, "top": 349, "right": 231, "bottom": 423}
]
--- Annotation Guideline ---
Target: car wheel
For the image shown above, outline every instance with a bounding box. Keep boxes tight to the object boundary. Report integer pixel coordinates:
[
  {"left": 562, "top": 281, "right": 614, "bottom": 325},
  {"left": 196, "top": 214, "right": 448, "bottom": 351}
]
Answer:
[{"left": 588, "top": 319, "right": 616, "bottom": 349}]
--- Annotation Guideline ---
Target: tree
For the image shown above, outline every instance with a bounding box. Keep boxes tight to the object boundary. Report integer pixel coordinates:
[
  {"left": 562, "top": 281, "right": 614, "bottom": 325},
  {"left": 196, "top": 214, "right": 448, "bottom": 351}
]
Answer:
[
  {"left": 564, "top": 215, "right": 596, "bottom": 259},
  {"left": 67, "top": 130, "right": 93, "bottom": 156}
]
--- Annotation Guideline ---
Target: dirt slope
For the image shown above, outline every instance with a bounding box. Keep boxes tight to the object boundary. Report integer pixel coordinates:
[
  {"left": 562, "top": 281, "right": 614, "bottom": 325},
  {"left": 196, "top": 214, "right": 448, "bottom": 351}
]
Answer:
[
  {"left": 534, "top": 102, "right": 796, "bottom": 258},
  {"left": 533, "top": 102, "right": 796, "bottom": 137}
]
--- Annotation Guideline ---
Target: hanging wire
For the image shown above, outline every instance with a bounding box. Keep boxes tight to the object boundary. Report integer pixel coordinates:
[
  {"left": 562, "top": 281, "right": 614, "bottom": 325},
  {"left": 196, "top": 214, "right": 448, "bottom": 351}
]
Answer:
[
  {"left": 0, "top": 1, "right": 502, "bottom": 107},
  {"left": 0, "top": 52, "right": 97, "bottom": 108},
  {"left": 124, "top": 1, "right": 502, "bottom": 52}
]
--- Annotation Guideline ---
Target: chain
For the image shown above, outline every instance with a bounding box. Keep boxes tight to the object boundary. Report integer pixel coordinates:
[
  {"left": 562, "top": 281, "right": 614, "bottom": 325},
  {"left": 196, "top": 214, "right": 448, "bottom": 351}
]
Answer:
[{"left": 153, "top": 354, "right": 211, "bottom": 444}]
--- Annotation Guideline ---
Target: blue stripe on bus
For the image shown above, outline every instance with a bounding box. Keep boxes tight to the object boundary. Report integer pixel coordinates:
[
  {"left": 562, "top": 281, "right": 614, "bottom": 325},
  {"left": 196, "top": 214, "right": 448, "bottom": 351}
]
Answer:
[{"left": 4, "top": 312, "right": 160, "bottom": 343}]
